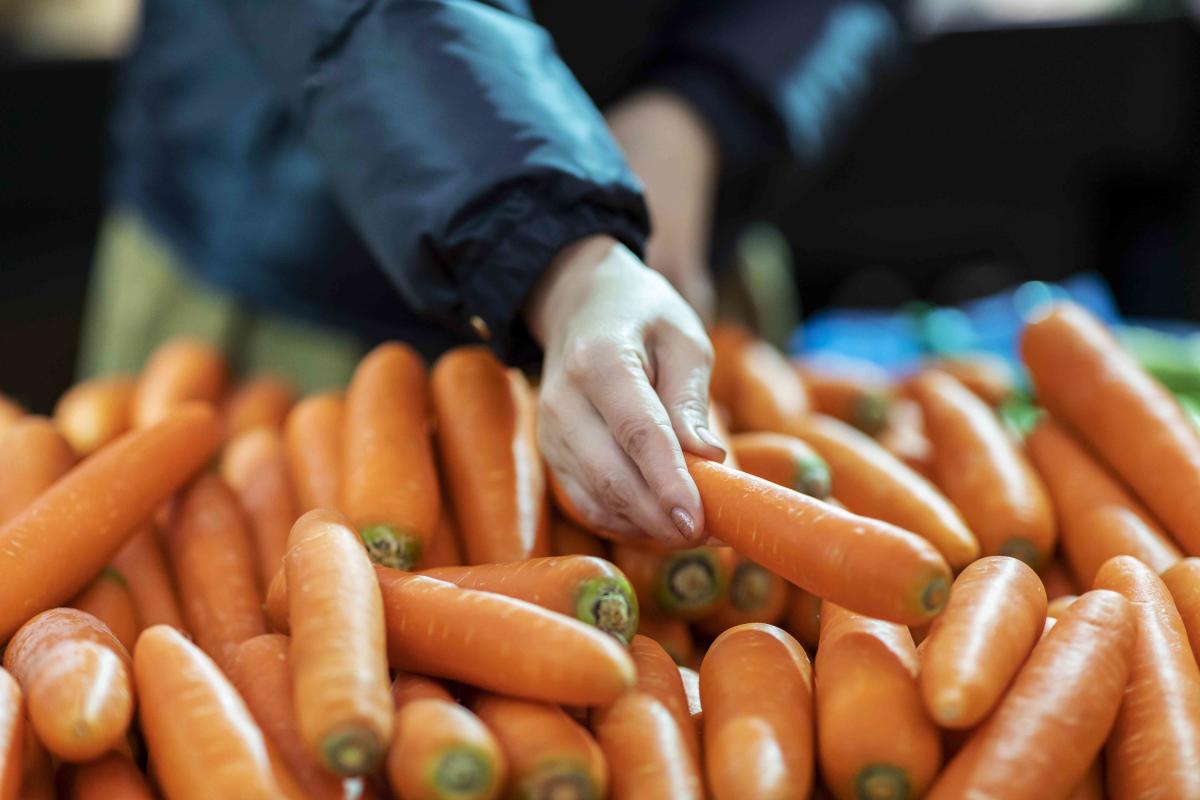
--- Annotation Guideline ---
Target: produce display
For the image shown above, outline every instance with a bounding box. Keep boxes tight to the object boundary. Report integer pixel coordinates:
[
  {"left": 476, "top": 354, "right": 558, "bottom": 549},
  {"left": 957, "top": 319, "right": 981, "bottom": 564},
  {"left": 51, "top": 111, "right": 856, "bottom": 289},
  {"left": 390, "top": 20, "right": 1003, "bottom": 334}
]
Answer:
[{"left": 2, "top": 300, "right": 1200, "bottom": 798}]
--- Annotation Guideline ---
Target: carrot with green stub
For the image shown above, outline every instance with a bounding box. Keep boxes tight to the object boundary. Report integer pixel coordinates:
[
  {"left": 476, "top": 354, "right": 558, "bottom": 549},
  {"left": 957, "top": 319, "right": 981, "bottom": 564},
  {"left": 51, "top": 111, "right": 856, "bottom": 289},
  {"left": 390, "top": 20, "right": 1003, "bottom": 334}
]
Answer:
[
  {"left": 594, "top": 692, "right": 703, "bottom": 800},
  {"left": 64, "top": 753, "right": 153, "bottom": 800},
  {"left": 420, "top": 555, "right": 639, "bottom": 644},
  {"left": 222, "top": 375, "right": 295, "bottom": 439},
  {"left": 111, "top": 523, "right": 185, "bottom": 631},
  {"left": 696, "top": 548, "right": 790, "bottom": 634},
  {"left": 635, "top": 614, "right": 696, "bottom": 667},
  {"left": 131, "top": 337, "right": 227, "bottom": 428},
  {"left": 70, "top": 567, "right": 141, "bottom": 653},
  {"left": 613, "top": 544, "right": 727, "bottom": 620},
  {"left": 1162, "top": 558, "right": 1200, "bottom": 666},
  {"left": 389, "top": 698, "right": 507, "bottom": 800},
  {"left": 686, "top": 454, "right": 951, "bottom": 626},
  {"left": 629, "top": 635, "right": 700, "bottom": 762},
  {"left": 794, "top": 356, "right": 892, "bottom": 435},
  {"left": 284, "top": 391, "right": 343, "bottom": 513},
  {"left": 53, "top": 375, "right": 134, "bottom": 457},
  {"left": 918, "top": 556, "right": 1047, "bottom": 729},
  {"left": 0, "top": 403, "right": 221, "bottom": 641},
  {"left": 0, "top": 416, "right": 75, "bottom": 526},
  {"left": 3, "top": 609, "right": 133, "bottom": 763},
  {"left": 0, "top": 668, "right": 21, "bottom": 800},
  {"left": 342, "top": 342, "right": 440, "bottom": 570},
  {"left": 730, "top": 432, "right": 831, "bottom": 499},
  {"left": 817, "top": 604, "right": 941, "bottom": 800},
  {"left": 222, "top": 427, "right": 300, "bottom": 590}
]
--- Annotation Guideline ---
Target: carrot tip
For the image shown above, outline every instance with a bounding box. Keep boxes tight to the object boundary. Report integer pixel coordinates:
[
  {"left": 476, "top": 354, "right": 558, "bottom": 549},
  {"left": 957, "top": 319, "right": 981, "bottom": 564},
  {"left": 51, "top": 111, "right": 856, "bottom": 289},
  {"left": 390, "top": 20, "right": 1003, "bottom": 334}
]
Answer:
[
  {"left": 853, "top": 392, "right": 891, "bottom": 436},
  {"left": 921, "top": 574, "right": 951, "bottom": 616},
  {"left": 728, "top": 562, "right": 774, "bottom": 612},
  {"left": 525, "top": 763, "right": 598, "bottom": 800},
  {"left": 577, "top": 577, "right": 639, "bottom": 644},
  {"left": 660, "top": 550, "right": 724, "bottom": 613},
  {"left": 931, "top": 687, "right": 966, "bottom": 727},
  {"left": 792, "top": 454, "right": 832, "bottom": 500},
  {"left": 999, "top": 538, "right": 1041, "bottom": 570},
  {"left": 359, "top": 523, "right": 422, "bottom": 571},
  {"left": 321, "top": 725, "right": 384, "bottom": 776},
  {"left": 433, "top": 746, "right": 494, "bottom": 798},
  {"left": 855, "top": 764, "right": 910, "bottom": 800}
]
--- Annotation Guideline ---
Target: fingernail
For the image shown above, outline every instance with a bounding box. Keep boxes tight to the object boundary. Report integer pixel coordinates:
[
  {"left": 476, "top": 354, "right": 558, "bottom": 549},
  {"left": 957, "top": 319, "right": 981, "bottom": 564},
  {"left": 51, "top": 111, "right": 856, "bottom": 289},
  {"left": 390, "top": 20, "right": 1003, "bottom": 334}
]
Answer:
[
  {"left": 695, "top": 426, "right": 727, "bottom": 455},
  {"left": 671, "top": 507, "right": 697, "bottom": 541}
]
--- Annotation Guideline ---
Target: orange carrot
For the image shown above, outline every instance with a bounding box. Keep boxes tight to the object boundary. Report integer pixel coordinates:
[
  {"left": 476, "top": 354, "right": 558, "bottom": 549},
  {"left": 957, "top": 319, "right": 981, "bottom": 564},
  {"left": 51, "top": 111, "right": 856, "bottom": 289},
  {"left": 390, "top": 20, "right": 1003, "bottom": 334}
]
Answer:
[
  {"left": 111, "top": 524, "right": 185, "bottom": 631},
  {"left": 1047, "top": 595, "right": 1078, "bottom": 619},
  {"left": 392, "top": 672, "right": 454, "bottom": 707},
  {"left": 0, "top": 416, "right": 75, "bottom": 527},
  {"left": 708, "top": 402, "right": 738, "bottom": 468},
  {"left": 635, "top": 614, "right": 696, "bottom": 668},
  {"left": 164, "top": 473, "right": 266, "bottom": 670},
  {"left": 222, "top": 427, "right": 300, "bottom": 590},
  {"left": 678, "top": 666, "right": 701, "bottom": 724},
  {"left": 594, "top": 692, "right": 703, "bottom": 800},
  {"left": 697, "top": 549, "right": 790, "bottom": 634},
  {"left": 1093, "top": 555, "right": 1200, "bottom": 797},
  {"left": 286, "top": 509, "right": 392, "bottom": 775},
  {"left": 550, "top": 517, "right": 609, "bottom": 559},
  {"left": 794, "top": 357, "right": 892, "bottom": 435},
  {"left": 687, "top": 455, "right": 951, "bottom": 625},
  {"left": 726, "top": 339, "right": 810, "bottom": 434},
  {"left": 264, "top": 568, "right": 289, "bottom": 634},
  {"left": 0, "top": 395, "right": 23, "bottom": 437},
  {"left": 3, "top": 609, "right": 132, "bottom": 762},
  {"left": 1163, "top": 558, "right": 1200, "bottom": 666},
  {"left": 17, "top": 728, "right": 51, "bottom": 800},
  {"left": 926, "top": 353, "right": 1015, "bottom": 407},
  {"left": 730, "top": 432, "right": 831, "bottom": 499},
  {"left": 0, "top": 668, "right": 21, "bottom": 800},
  {"left": 421, "top": 505, "right": 465, "bottom": 569},
  {"left": 1068, "top": 761, "right": 1104, "bottom": 800},
  {"left": 817, "top": 604, "right": 941, "bottom": 800},
  {"left": 783, "top": 589, "right": 822, "bottom": 650},
  {"left": 927, "top": 589, "right": 1135, "bottom": 800},
  {"left": 1039, "top": 558, "right": 1079, "bottom": 601},
  {"left": 613, "top": 544, "right": 728, "bottom": 620},
  {"left": 918, "top": 556, "right": 1047, "bottom": 728},
  {"left": 223, "top": 375, "right": 295, "bottom": 438},
  {"left": 1027, "top": 417, "right": 1181, "bottom": 584},
  {"left": 342, "top": 342, "right": 439, "bottom": 569},
  {"left": 53, "top": 375, "right": 135, "bottom": 457},
  {"left": 70, "top": 568, "right": 141, "bottom": 654},
  {"left": 131, "top": 338, "right": 226, "bottom": 428},
  {"left": 135, "top": 625, "right": 282, "bottom": 799},
  {"left": 64, "top": 753, "right": 153, "bottom": 800},
  {"left": 876, "top": 396, "right": 934, "bottom": 478},
  {"left": 284, "top": 391, "right": 343, "bottom": 513},
  {"left": 629, "top": 635, "right": 700, "bottom": 762},
  {"left": 473, "top": 694, "right": 606, "bottom": 800},
  {"left": 702, "top": 623, "right": 813, "bottom": 800},
  {"left": 708, "top": 323, "right": 754, "bottom": 411},
  {"left": 389, "top": 698, "right": 507, "bottom": 800},
  {"left": 0, "top": 403, "right": 220, "bottom": 641},
  {"left": 432, "top": 347, "right": 548, "bottom": 565},
  {"left": 910, "top": 369, "right": 1056, "bottom": 567}
]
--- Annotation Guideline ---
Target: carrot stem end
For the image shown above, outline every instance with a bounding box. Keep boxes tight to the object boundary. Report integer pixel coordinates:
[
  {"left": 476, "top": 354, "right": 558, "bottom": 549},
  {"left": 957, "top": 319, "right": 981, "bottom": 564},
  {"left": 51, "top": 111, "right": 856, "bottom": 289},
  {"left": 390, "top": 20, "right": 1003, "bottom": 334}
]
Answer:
[
  {"left": 855, "top": 764, "right": 910, "bottom": 800},
  {"left": 359, "top": 523, "right": 422, "bottom": 571}
]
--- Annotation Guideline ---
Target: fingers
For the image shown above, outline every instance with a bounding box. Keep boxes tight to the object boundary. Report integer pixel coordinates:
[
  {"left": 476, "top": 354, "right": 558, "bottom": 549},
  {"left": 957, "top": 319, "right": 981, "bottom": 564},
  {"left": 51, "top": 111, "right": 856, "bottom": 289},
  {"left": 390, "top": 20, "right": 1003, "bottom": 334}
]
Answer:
[{"left": 650, "top": 322, "right": 725, "bottom": 462}]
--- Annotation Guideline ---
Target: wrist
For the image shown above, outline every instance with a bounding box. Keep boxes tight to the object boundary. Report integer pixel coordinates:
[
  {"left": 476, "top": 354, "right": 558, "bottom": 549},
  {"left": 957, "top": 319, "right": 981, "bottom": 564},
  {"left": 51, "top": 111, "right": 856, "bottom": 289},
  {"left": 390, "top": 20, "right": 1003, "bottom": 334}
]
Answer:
[{"left": 524, "top": 235, "right": 619, "bottom": 347}]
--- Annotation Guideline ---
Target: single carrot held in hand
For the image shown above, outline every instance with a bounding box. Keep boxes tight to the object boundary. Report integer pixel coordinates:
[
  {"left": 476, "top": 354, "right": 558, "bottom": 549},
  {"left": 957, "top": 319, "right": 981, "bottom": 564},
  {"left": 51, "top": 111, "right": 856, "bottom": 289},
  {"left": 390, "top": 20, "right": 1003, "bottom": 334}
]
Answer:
[
  {"left": 730, "top": 432, "right": 831, "bottom": 499},
  {"left": 612, "top": 544, "right": 727, "bottom": 620},
  {"left": 286, "top": 509, "right": 393, "bottom": 776},
  {"left": 284, "top": 391, "right": 343, "bottom": 513},
  {"left": 342, "top": 342, "right": 439, "bottom": 569},
  {"left": 918, "top": 556, "right": 1047, "bottom": 728},
  {"left": 388, "top": 698, "right": 507, "bottom": 800},
  {"left": 222, "top": 427, "right": 300, "bottom": 590},
  {"left": 3, "top": 609, "right": 133, "bottom": 763},
  {"left": 0, "top": 403, "right": 220, "bottom": 641},
  {"left": 783, "top": 588, "right": 822, "bottom": 649},
  {"left": 817, "top": 604, "right": 941, "bottom": 800},
  {"left": 794, "top": 357, "right": 892, "bottom": 435},
  {"left": 53, "top": 375, "right": 134, "bottom": 457},
  {"left": 1093, "top": 555, "right": 1200, "bottom": 798},
  {"left": 131, "top": 337, "right": 226, "bottom": 428},
  {"left": 64, "top": 753, "right": 153, "bottom": 800},
  {"left": 420, "top": 555, "right": 639, "bottom": 644},
  {"left": 111, "top": 523, "right": 185, "bottom": 630},
  {"left": 70, "top": 567, "right": 141, "bottom": 653},
  {"left": 223, "top": 375, "right": 295, "bottom": 438},
  {"left": 594, "top": 692, "right": 703, "bottom": 800},
  {"left": 927, "top": 589, "right": 1136, "bottom": 800},
  {"left": 0, "top": 668, "right": 21, "bottom": 800},
  {"left": 0, "top": 416, "right": 76, "bottom": 526},
  {"left": 1162, "top": 558, "right": 1200, "bottom": 666},
  {"left": 697, "top": 549, "right": 790, "bottom": 634},
  {"left": 687, "top": 455, "right": 952, "bottom": 626},
  {"left": 635, "top": 614, "right": 696, "bottom": 667},
  {"left": 549, "top": 517, "right": 608, "bottom": 558}
]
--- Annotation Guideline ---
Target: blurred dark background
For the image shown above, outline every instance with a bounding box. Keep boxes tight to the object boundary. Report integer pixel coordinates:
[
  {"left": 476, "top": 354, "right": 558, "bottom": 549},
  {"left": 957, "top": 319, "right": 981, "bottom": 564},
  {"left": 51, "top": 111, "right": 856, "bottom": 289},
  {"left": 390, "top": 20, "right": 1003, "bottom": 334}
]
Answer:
[{"left": 2, "top": 0, "right": 1198, "bottom": 412}]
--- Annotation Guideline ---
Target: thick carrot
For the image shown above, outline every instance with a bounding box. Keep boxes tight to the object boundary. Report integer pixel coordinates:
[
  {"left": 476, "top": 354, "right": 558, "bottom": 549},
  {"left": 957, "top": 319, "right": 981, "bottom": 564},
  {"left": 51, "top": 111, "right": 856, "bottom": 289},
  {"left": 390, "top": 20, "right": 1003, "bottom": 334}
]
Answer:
[
  {"left": 1163, "top": 558, "right": 1200, "bottom": 666},
  {"left": 0, "top": 416, "right": 75, "bottom": 527},
  {"left": 164, "top": 473, "right": 266, "bottom": 670},
  {"left": 422, "top": 505, "right": 465, "bottom": 569},
  {"left": 0, "top": 668, "right": 20, "bottom": 800},
  {"left": 1046, "top": 595, "right": 1078, "bottom": 620},
  {"left": 0, "top": 403, "right": 220, "bottom": 641},
  {"left": 3, "top": 609, "right": 132, "bottom": 762},
  {"left": 701, "top": 623, "right": 814, "bottom": 800},
  {"left": 817, "top": 604, "right": 941, "bottom": 800},
  {"left": 286, "top": 509, "right": 392, "bottom": 775},
  {"left": 111, "top": 524, "right": 185, "bottom": 630},
  {"left": 70, "top": 567, "right": 141, "bottom": 653},
  {"left": 629, "top": 635, "right": 699, "bottom": 761},
  {"left": 783, "top": 588, "right": 822, "bottom": 650},
  {"left": 222, "top": 427, "right": 300, "bottom": 590},
  {"left": 392, "top": 672, "right": 454, "bottom": 707},
  {"left": 223, "top": 375, "right": 295, "bottom": 438},
  {"left": 612, "top": 544, "right": 727, "bottom": 620},
  {"left": 473, "top": 694, "right": 606, "bottom": 800},
  {"left": 876, "top": 396, "right": 934, "bottom": 478},
  {"left": 727, "top": 339, "right": 810, "bottom": 434},
  {"left": 1093, "top": 555, "right": 1200, "bottom": 797},
  {"left": 926, "top": 589, "right": 1136, "bottom": 800},
  {"left": 131, "top": 338, "right": 226, "bottom": 428},
  {"left": 64, "top": 753, "right": 153, "bottom": 800},
  {"left": 421, "top": 556, "right": 639, "bottom": 644},
  {"left": 794, "top": 357, "right": 892, "bottom": 435},
  {"left": 926, "top": 353, "right": 1015, "bottom": 406},
  {"left": 697, "top": 549, "right": 789, "bottom": 634},
  {"left": 1039, "top": 558, "right": 1079, "bottom": 601},
  {"left": 678, "top": 666, "right": 701, "bottom": 724},
  {"left": 687, "top": 455, "right": 951, "bottom": 625},
  {"left": 342, "top": 342, "right": 439, "bottom": 569},
  {"left": 918, "top": 556, "right": 1047, "bottom": 728},
  {"left": 135, "top": 625, "right": 282, "bottom": 799},
  {"left": 635, "top": 614, "right": 695, "bottom": 667},
  {"left": 284, "top": 391, "right": 343, "bottom": 513},
  {"left": 1027, "top": 417, "right": 1180, "bottom": 584},
  {"left": 388, "top": 698, "right": 506, "bottom": 800},
  {"left": 550, "top": 517, "right": 609, "bottom": 559},
  {"left": 0, "top": 395, "right": 23, "bottom": 437},
  {"left": 432, "top": 347, "right": 549, "bottom": 565},
  {"left": 910, "top": 369, "right": 1056, "bottom": 567},
  {"left": 1021, "top": 302, "right": 1200, "bottom": 554},
  {"left": 730, "top": 432, "right": 831, "bottom": 499},
  {"left": 594, "top": 692, "right": 703, "bottom": 800}
]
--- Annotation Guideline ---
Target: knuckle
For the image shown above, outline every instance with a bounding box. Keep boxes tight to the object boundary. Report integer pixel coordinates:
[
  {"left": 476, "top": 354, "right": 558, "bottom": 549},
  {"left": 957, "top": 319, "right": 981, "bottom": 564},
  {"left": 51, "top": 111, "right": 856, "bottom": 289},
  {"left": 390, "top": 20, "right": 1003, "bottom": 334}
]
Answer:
[
  {"left": 614, "top": 416, "right": 671, "bottom": 461},
  {"left": 588, "top": 468, "right": 635, "bottom": 516}
]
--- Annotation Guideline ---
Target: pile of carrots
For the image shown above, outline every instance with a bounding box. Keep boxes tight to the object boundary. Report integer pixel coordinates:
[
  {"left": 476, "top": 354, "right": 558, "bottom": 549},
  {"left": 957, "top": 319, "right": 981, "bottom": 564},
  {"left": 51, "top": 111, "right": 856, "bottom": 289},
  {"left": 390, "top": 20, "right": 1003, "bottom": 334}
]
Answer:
[{"left": 3, "top": 301, "right": 1200, "bottom": 799}]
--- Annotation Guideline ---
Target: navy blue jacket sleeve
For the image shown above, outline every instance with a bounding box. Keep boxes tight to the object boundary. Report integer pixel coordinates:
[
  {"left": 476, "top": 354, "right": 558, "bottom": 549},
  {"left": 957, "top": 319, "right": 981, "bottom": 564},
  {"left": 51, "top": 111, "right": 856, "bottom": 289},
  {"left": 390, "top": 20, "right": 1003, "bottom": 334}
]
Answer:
[{"left": 215, "top": 0, "right": 649, "bottom": 361}]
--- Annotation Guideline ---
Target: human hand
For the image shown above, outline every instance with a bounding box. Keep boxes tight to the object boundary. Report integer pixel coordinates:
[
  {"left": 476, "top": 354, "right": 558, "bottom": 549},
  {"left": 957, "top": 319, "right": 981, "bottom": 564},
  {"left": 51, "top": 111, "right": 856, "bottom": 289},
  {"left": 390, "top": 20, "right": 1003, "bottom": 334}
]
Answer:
[{"left": 524, "top": 235, "right": 726, "bottom": 546}]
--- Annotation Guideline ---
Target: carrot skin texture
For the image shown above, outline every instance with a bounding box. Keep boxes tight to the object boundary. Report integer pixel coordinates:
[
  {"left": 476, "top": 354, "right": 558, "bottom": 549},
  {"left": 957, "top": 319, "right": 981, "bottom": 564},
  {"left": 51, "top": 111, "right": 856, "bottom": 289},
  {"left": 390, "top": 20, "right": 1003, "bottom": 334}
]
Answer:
[
  {"left": 0, "top": 668, "right": 21, "bottom": 800},
  {"left": 629, "top": 635, "right": 700, "bottom": 762},
  {"left": 1163, "top": 558, "right": 1200, "bottom": 667},
  {"left": 387, "top": 699, "right": 506, "bottom": 800},
  {"left": 730, "top": 432, "right": 831, "bottom": 500},
  {"left": 111, "top": 524, "right": 186, "bottom": 630},
  {"left": 222, "top": 427, "right": 301, "bottom": 590},
  {"left": 223, "top": 375, "right": 295, "bottom": 438},
  {"left": 64, "top": 753, "right": 153, "bottom": 800},
  {"left": 284, "top": 392, "right": 344, "bottom": 513},
  {"left": 0, "top": 417, "right": 76, "bottom": 525},
  {"left": 686, "top": 455, "right": 951, "bottom": 626},
  {"left": 0, "top": 403, "right": 220, "bottom": 641},
  {"left": 918, "top": 556, "right": 1047, "bottom": 728},
  {"left": 53, "top": 375, "right": 135, "bottom": 457},
  {"left": 70, "top": 569, "right": 141, "bottom": 653},
  {"left": 1093, "top": 555, "right": 1200, "bottom": 798},
  {"left": 927, "top": 589, "right": 1136, "bottom": 800},
  {"left": 131, "top": 338, "right": 226, "bottom": 428},
  {"left": 593, "top": 692, "right": 703, "bottom": 800}
]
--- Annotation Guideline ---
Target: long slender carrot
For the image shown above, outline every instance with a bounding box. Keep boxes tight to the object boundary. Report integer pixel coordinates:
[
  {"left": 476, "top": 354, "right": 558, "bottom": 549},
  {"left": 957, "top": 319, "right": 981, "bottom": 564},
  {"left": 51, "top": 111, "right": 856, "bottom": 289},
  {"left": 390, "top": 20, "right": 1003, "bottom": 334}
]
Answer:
[
  {"left": 1027, "top": 417, "right": 1181, "bottom": 584},
  {"left": 392, "top": 672, "right": 454, "bottom": 707},
  {"left": 1163, "top": 558, "right": 1200, "bottom": 666},
  {"left": 432, "top": 347, "right": 548, "bottom": 565},
  {"left": 629, "top": 635, "right": 699, "bottom": 762},
  {"left": 783, "top": 588, "right": 822, "bottom": 650},
  {"left": 612, "top": 544, "right": 727, "bottom": 620},
  {"left": 686, "top": 455, "right": 951, "bottom": 625},
  {"left": 635, "top": 614, "right": 696, "bottom": 667},
  {"left": 1093, "top": 555, "right": 1200, "bottom": 797},
  {"left": 594, "top": 692, "right": 703, "bottom": 800},
  {"left": 473, "top": 694, "right": 606, "bottom": 800},
  {"left": 910, "top": 369, "right": 1056, "bottom": 567},
  {"left": 222, "top": 427, "right": 300, "bottom": 590},
  {"left": 0, "top": 403, "right": 220, "bottom": 641},
  {"left": 701, "top": 623, "right": 813, "bottom": 800},
  {"left": 284, "top": 391, "right": 343, "bottom": 513},
  {"left": 918, "top": 556, "right": 1047, "bottom": 728},
  {"left": 1039, "top": 558, "right": 1079, "bottom": 601},
  {"left": 926, "top": 354, "right": 1015, "bottom": 407},
  {"left": 53, "top": 375, "right": 135, "bottom": 457},
  {"left": 111, "top": 523, "right": 185, "bottom": 631},
  {"left": 286, "top": 509, "right": 392, "bottom": 775},
  {"left": 388, "top": 698, "right": 506, "bottom": 800},
  {"left": 926, "top": 589, "right": 1136, "bottom": 800},
  {"left": 794, "top": 357, "right": 892, "bottom": 435},
  {"left": 696, "top": 549, "right": 789, "bottom": 634},
  {"left": 342, "top": 342, "right": 439, "bottom": 569},
  {"left": 3, "top": 609, "right": 132, "bottom": 762},
  {"left": 730, "top": 432, "right": 831, "bottom": 500},
  {"left": 223, "top": 375, "right": 295, "bottom": 439},
  {"left": 420, "top": 556, "right": 639, "bottom": 644},
  {"left": 727, "top": 339, "right": 810, "bottom": 434},
  {"left": 64, "top": 753, "right": 153, "bottom": 800},
  {"left": 550, "top": 517, "right": 609, "bottom": 559},
  {"left": 70, "top": 568, "right": 141, "bottom": 654},
  {"left": 0, "top": 416, "right": 75, "bottom": 527},
  {"left": 0, "top": 668, "right": 21, "bottom": 800},
  {"left": 135, "top": 625, "right": 283, "bottom": 799},
  {"left": 164, "top": 473, "right": 266, "bottom": 670},
  {"left": 876, "top": 396, "right": 934, "bottom": 478},
  {"left": 131, "top": 338, "right": 226, "bottom": 428},
  {"left": 817, "top": 604, "right": 941, "bottom": 800},
  {"left": 422, "top": 505, "right": 465, "bottom": 569},
  {"left": 0, "top": 395, "right": 23, "bottom": 437}
]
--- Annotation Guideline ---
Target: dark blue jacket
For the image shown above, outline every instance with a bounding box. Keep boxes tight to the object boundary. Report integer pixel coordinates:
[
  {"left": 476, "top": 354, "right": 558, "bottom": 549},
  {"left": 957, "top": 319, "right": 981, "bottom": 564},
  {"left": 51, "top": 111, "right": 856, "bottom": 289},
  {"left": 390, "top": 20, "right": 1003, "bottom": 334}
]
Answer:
[{"left": 110, "top": 0, "right": 903, "bottom": 363}]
